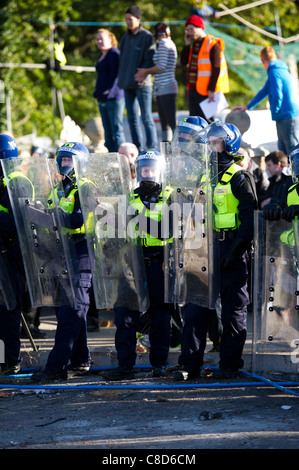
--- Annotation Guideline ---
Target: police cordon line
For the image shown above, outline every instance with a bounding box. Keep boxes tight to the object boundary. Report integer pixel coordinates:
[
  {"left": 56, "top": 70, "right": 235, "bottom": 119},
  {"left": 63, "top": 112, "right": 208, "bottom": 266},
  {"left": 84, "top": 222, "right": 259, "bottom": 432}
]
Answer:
[{"left": 0, "top": 115, "right": 298, "bottom": 386}]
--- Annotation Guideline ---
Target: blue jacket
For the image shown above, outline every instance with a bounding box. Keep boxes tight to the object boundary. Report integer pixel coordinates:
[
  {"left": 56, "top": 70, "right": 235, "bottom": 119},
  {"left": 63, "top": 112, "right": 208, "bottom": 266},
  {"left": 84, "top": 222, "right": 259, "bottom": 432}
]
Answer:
[{"left": 247, "top": 59, "right": 299, "bottom": 121}]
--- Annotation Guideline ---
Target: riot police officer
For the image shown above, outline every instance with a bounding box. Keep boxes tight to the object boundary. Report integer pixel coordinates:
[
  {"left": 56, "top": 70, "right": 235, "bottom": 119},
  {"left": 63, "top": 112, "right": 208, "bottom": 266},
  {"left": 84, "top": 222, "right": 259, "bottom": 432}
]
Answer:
[
  {"left": 31, "top": 142, "right": 93, "bottom": 382},
  {"left": 173, "top": 121, "right": 258, "bottom": 380},
  {"left": 102, "top": 149, "right": 174, "bottom": 380},
  {"left": 0, "top": 134, "right": 34, "bottom": 375}
]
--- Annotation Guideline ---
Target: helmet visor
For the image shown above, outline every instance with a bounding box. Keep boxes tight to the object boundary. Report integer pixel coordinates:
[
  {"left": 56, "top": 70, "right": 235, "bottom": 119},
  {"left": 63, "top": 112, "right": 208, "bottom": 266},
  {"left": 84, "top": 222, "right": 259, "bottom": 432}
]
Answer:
[
  {"left": 208, "top": 136, "right": 225, "bottom": 153},
  {"left": 56, "top": 151, "right": 74, "bottom": 177},
  {"left": 172, "top": 122, "right": 199, "bottom": 146},
  {"left": 136, "top": 158, "right": 163, "bottom": 183}
]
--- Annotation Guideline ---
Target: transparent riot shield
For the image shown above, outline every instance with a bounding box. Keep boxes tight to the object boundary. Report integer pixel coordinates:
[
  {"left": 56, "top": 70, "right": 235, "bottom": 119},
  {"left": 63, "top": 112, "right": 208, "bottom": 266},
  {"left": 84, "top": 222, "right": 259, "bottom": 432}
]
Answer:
[
  {"left": 2, "top": 155, "right": 78, "bottom": 308},
  {"left": 293, "top": 218, "right": 299, "bottom": 264},
  {"left": 252, "top": 211, "right": 299, "bottom": 379},
  {"left": 161, "top": 142, "right": 220, "bottom": 309},
  {"left": 72, "top": 152, "right": 149, "bottom": 312}
]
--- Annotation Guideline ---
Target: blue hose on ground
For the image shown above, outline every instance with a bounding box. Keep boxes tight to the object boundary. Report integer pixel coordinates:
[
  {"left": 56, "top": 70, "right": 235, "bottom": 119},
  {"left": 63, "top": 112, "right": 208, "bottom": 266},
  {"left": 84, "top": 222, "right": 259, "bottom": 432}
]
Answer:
[
  {"left": 241, "top": 370, "right": 299, "bottom": 397},
  {"left": 0, "top": 366, "right": 299, "bottom": 393},
  {"left": 0, "top": 381, "right": 296, "bottom": 391}
]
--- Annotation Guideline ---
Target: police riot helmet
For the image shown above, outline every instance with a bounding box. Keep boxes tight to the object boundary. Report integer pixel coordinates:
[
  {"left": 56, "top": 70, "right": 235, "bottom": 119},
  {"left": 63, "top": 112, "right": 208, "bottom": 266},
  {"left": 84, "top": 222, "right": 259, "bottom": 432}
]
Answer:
[
  {"left": 207, "top": 121, "right": 241, "bottom": 157},
  {"left": 31, "top": 146, "right": 45, "bottom": 157},
  {"left": 55, "top": 142, "right": 89, "bottom": 178},
  {"left": 172, "top": 116, "right": 208, "bottom": 145},
  {"left": 0, "top": 134, "right": 18, "bottom": 159},
  {"left": 226, "top": 123, "right": 242, "bottom": 155},
  {"left": 135, "top": 149, "right": 164, "bottom": 184},
  {"left": 289, "top": 144, "right": 299, "bottom": 179}
]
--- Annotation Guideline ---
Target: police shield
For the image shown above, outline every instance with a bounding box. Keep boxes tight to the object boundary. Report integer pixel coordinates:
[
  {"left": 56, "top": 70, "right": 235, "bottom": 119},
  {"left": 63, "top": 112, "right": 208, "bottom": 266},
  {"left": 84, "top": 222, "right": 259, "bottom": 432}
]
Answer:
[
  {"left": 72, "top": 152, "right": 149, "bottom": 312},
  {"left": 2, "top": 155, "right": 78, "bottom": 308},
  {"left": 293, "top": 218, "right": 299, "bottom": 263},
  {"left": 162, "top": 142, "right": 220, "bottom": 309},
  {"left": 252, "top": 211, "right": 299, "bottom": 378}
]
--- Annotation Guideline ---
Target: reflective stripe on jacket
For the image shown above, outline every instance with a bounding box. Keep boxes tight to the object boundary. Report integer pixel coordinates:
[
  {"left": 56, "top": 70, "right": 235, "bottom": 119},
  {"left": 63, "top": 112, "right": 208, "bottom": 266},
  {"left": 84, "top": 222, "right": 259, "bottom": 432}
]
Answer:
[{"left": 188, "top": 34, "right": 229, "bottom": 96}]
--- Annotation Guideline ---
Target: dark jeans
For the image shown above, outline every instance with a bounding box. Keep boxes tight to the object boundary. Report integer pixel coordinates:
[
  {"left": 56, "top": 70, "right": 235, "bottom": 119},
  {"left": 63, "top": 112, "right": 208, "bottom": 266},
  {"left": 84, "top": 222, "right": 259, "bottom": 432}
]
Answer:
[
  {"left": 188, "top": 88, "right": 211, "bottom": 122},
  {"left": 156, "top": 93, "right": 177, "bottom": 141},
  {"left": 98, "top": 98, "right": 125, "bottom": 152},
  {"left": 276, "top": 116, "right": 299, "bottom": 155},
  {"left": 125, "top": 87, "right": 158, "bottom": 151}
]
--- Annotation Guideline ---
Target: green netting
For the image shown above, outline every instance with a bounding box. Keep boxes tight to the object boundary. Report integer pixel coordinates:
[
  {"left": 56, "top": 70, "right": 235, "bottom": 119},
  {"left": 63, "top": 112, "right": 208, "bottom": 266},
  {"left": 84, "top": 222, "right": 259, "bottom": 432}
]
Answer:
[{"left": 205, "top": 24, "right": 299, "bottom": 93}]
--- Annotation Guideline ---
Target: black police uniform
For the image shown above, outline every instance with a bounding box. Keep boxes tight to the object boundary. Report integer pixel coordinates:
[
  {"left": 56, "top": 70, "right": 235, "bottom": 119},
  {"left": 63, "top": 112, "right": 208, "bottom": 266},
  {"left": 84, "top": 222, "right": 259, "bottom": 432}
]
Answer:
[
  {"left": 31, "top": 177, "right": 92, "bottom": 381},
  {"left": 104, "top": 183, "right": 174, "bottom": 379},
  {"left": 0, "top": 171, "right": 34, "bottom": 374},
  {"left": 175, "top": 152, "right": 258, "bottom": 379}
]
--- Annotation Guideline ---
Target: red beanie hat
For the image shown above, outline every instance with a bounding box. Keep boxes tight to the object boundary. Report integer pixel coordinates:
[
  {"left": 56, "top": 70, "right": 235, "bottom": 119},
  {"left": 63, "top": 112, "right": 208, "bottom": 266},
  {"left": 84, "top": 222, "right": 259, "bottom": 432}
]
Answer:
[{"left": 185, "top": 15, "right": 205, "bottom": 30}]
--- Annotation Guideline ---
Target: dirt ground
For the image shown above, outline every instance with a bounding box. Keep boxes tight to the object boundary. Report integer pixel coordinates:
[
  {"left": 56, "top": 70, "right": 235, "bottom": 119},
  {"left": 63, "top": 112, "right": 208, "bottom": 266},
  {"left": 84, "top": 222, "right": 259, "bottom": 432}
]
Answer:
[
  {"left": 1, "top": 369, "right": 299, "bottom": 452},
  {"left": 1, "top": 310, "right": 299, "bottom": 454}
]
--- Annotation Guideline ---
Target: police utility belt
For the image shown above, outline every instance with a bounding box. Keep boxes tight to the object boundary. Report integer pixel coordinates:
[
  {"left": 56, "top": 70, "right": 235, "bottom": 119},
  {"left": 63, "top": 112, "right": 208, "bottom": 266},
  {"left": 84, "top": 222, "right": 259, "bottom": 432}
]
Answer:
[{"left": 217, "top": 229, "right": 238, "bottom": 241}]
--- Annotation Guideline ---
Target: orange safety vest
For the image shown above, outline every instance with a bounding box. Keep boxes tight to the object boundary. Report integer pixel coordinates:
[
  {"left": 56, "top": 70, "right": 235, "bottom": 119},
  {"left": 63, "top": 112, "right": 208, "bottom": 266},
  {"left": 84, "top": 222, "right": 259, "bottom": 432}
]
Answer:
[{"left": 188, "top": 34, "right": 229, "bottom": 96}]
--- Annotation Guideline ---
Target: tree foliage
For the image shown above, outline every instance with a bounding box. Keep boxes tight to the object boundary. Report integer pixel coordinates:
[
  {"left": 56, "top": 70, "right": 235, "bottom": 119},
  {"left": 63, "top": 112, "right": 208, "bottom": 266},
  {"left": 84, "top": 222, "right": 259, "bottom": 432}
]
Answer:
[{"left": 0, "top": 0, "right": 298, "bottom": 142}]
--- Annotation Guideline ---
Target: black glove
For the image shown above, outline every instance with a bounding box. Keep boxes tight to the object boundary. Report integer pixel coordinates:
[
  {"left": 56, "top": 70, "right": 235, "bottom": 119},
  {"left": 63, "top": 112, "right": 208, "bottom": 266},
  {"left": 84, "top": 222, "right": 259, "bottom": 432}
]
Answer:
[
  {"left": 281, "top": 205, "right": 299, "bottom": 222},
  {"left": 53, "top": 206, "right": 73, "bottom": 229},
  {"left": 220, "top": 238, "right": 249, "bottom": 271},
  {"left": 262, "top": 203, "right": 281, "bottom": 221}
]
